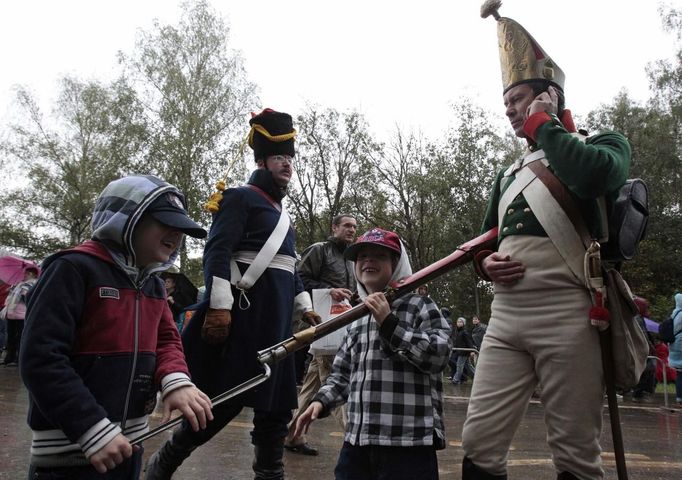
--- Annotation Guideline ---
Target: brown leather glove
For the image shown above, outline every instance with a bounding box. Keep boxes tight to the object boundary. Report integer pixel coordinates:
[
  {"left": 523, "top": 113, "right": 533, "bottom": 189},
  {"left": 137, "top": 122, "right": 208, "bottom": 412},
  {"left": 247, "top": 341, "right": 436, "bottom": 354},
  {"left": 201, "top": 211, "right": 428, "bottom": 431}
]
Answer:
[
  {"left": 202, "top": 308, "right": 232, "bottom": 345},
  {"left": 302, "top": 310, "right": 322, "bottom": 326}
]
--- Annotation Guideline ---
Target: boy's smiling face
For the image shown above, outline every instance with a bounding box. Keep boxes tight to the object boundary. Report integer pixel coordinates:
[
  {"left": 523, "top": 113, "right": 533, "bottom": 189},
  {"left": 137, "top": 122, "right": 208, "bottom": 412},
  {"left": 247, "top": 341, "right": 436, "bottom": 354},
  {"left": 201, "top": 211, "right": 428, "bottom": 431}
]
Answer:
[
  {"left": 132, "top": 214, "right": 184, "bottom": 267},
  {"left": 354, "top": 244, "right": 395, "bottom": 294}
]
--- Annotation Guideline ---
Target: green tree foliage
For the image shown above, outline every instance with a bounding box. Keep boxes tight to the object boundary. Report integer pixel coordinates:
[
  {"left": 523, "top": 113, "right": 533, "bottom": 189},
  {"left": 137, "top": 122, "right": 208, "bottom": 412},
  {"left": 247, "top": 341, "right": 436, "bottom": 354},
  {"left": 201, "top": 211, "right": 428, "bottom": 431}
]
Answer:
[
  {"left": 291, "top": 100, "right": 513, "bottom": 320},
  {"left": 584, "top": 5, "right": 682, "bottom": 321},
  {"left": 0, "top": 77, "right": 147, "bottom": 259},
  {"left": 289, "top": 107, "right": 380, "bottom": 247},
  {"left": 121, "top": 0, "right": 258, "bottom": 272},
  {"left": 428, "top": 101, "right": 519, "bottom": 318}
]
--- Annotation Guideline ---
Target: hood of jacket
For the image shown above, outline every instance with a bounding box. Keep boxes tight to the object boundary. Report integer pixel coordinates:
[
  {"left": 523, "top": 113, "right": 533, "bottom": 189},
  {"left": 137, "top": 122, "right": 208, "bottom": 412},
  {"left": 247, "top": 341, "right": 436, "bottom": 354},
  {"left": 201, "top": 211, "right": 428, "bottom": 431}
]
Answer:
[{"left": 88, "top": 175, "right": 186, "bottom": 283}]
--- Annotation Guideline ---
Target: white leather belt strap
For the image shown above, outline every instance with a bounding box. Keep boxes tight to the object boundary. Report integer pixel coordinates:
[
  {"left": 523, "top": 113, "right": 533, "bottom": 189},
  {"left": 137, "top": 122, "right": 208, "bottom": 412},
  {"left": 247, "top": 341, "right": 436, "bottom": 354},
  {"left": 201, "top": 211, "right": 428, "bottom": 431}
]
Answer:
[
  {"left": 497, "top": 155, "right": 548, "bottom": 226},
  {"left": 235, "top": 207, "right": 291, "bottom": 291},
  {"left": 230, "top": 252, "right": 296, "bottom": 278},
  {"left": 523, "top": 179, "right": 587, "bottom": 283}
]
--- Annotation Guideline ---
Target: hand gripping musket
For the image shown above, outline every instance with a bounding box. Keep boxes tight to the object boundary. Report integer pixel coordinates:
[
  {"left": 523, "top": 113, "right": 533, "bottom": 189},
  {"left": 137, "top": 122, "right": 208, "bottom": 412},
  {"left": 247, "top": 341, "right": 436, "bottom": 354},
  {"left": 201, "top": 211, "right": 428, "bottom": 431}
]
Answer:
[{"left": 133, "top": 227, "right": 498, "bottom": 444}]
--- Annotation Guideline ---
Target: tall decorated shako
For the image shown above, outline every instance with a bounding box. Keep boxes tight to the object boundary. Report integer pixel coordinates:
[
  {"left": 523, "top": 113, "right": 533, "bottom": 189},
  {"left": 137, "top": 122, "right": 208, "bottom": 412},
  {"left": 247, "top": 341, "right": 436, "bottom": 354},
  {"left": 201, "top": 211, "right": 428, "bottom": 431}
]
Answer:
[
  {"left": 248, "top": 108, "right": 296, "bottom": 161},
  {"left": 480, "top": 0, "right": 565, "bottom": 94},
  {"left": 204, "top": 108, "right": 297, "bottom": 213}
]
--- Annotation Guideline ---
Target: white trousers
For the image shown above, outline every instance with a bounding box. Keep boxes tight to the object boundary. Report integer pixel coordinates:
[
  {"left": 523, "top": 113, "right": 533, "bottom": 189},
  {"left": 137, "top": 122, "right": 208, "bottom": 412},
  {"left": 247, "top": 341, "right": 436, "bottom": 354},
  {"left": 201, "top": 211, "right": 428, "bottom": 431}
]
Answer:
[{"left": 462, "top": 236, "right": 604, "bottom": 480}]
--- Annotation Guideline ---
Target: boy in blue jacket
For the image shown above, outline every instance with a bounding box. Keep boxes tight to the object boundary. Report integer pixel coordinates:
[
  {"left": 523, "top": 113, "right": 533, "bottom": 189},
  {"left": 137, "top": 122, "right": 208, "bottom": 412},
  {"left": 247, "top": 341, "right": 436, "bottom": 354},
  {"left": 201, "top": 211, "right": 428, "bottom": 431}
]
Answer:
[{"left": 20, "top": 175, "right": 214, "bottom": 479}]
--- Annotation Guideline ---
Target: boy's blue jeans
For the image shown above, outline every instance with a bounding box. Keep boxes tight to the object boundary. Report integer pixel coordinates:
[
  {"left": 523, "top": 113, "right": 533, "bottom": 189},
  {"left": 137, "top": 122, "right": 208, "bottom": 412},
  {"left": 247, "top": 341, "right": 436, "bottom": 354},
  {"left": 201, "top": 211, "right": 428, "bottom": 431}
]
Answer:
[
  {"left": 334, "top": 441, "right": 439, "bottom": 480},
  {"left": 27, "top": 448, "right": 143, "bottom": 480}
]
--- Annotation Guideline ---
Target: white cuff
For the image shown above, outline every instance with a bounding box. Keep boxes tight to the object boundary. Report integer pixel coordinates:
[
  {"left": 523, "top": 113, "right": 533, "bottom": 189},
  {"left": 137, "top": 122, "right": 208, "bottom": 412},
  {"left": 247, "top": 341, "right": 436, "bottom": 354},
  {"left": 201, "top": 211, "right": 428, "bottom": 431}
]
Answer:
[
  {"left": 160, "top": 372, "right": 194, "bottom": 400},
  {"left": 78, "top": 418, "right": 122, "bottom": 459},
  {"left": 210, "top": 276, "right": 234, "bottom": 310},
  {"left": 293, "top": 291, "right": 313, "bottom": 320}
]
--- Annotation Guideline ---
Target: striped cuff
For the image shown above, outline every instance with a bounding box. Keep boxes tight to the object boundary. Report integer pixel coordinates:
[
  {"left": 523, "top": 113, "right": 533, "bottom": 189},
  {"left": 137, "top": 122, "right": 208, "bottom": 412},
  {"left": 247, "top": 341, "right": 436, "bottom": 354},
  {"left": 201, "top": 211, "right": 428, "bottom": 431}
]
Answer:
[
  {"left": 78, "top": 418, "right": 122, "bottom": 459},
  {"left": 160, "top": 372, "right": 194, "bottom": 400}
]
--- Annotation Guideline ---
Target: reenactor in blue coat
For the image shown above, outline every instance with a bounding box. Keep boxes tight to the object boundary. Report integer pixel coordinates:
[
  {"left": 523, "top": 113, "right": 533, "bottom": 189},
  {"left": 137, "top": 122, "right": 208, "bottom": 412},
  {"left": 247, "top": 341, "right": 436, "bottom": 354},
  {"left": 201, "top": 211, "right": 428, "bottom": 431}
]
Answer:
[{"left": 146, "top": 109, "right": 320, "bottom": 480}]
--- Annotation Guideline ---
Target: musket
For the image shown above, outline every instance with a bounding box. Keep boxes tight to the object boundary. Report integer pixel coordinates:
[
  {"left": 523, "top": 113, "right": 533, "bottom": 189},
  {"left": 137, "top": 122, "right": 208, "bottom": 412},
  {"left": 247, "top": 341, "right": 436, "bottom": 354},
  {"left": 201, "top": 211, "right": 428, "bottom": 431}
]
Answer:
[
  {"left": 132, "top": 364, "right": 271, "bottom": 445},
  {"left": 258, "top": 227, "right": 498, "bottom": 366},
  {"left": 134, "top": 227, "right": 498, "bottom": 444}
]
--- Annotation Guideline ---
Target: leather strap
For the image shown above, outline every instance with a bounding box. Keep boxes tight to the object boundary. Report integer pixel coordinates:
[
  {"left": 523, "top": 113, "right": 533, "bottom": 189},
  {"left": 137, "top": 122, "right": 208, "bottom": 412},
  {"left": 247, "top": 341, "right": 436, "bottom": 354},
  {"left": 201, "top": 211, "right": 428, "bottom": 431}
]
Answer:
[{"left": 527, "top": 161, "right": 592, "bottom": 248}]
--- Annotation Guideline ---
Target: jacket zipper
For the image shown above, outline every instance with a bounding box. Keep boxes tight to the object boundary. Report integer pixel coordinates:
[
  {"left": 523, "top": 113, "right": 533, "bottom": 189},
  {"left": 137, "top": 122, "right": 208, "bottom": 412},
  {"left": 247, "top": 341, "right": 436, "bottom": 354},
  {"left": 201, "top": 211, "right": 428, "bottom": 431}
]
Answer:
[
  {"left": 355, "top": 315, "right": 371, "bottom": 444},
  {"left": 121, "top": 289, "right": 141, "bottom": 431}
]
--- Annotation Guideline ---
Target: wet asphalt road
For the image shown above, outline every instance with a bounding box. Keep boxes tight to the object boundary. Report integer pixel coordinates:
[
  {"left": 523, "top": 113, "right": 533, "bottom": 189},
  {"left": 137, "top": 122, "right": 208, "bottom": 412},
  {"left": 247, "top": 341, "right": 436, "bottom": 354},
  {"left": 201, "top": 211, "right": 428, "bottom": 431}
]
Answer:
[{"left": 1, "top": 365, "right": 681, "bottom": 479}]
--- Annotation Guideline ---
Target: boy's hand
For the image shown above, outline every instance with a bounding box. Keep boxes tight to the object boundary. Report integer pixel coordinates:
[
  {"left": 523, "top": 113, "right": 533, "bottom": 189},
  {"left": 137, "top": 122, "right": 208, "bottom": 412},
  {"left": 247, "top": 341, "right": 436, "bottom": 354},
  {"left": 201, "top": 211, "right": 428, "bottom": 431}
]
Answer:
[
  {"left": 202, "top": 308, "right": 231, "bottom": 344},
  {"left": 162, "top": 386, "right": 214, "bottom": 432},
  {"left": 89, "top": 433, "right": 133, "bottom": 474},
  {"left": 364, "top": 292, "right": 391, "bottom": 325},
  {"left": 293, "top": 401, "right": 323, "bottom": 438}
]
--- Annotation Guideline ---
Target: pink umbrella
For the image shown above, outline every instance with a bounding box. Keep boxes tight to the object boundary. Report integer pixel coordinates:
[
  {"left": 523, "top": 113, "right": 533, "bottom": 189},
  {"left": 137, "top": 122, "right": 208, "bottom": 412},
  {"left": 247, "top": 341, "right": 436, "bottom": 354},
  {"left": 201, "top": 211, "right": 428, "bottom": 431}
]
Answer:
[{"left": 0, "top": 256, "right": 40, "bottom": 285}]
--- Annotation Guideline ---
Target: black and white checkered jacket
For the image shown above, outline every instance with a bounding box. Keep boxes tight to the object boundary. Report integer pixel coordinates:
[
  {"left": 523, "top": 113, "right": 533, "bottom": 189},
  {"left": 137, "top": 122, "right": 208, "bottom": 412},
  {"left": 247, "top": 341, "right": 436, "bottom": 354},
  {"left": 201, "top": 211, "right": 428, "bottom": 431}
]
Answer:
[{"left": 313, "top": 293, "right": 452, "bottom": 448}]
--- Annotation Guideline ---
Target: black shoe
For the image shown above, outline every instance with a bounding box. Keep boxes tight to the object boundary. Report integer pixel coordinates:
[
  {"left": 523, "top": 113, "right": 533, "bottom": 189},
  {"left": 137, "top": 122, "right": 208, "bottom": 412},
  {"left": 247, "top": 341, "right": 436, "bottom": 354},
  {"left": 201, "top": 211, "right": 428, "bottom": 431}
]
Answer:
[
  {"left": 254, "top": 442, "right": 285, "bottom": 479},
  {"left": 284, "top": 442, "right": 318, "bottom": 456},
  {"left": 462, "top": 456, "right": 507, "bottom": 480}
]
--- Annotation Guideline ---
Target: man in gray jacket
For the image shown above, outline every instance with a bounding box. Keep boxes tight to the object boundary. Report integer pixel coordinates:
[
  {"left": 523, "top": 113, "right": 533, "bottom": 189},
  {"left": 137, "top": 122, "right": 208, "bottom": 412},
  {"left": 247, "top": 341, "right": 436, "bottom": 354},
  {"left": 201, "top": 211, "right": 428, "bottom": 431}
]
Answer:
[
  {"left": 471, "top": 315, "right": 488, "bottom": 350},
  {"left": 284, "top": 214, "right": 357, "bottom": 455}
]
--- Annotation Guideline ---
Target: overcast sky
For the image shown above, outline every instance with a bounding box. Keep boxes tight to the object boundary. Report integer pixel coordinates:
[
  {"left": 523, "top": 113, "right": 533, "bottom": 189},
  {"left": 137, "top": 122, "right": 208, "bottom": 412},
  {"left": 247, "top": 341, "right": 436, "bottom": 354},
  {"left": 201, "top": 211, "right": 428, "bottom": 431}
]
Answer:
[{"left": 0, "top": 0, "right": 679, "bottom": 141}]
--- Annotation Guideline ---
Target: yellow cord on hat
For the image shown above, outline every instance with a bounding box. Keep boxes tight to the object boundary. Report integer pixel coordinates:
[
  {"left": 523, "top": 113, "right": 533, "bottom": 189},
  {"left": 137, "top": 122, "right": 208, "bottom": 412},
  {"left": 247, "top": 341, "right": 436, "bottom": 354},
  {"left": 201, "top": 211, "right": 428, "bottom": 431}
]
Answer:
[
  {"left": 204, "top": 135, "right": 249, "bottom": 213},
  {"left": 247, "top": 123, "right": 297, "bottom": 147}
]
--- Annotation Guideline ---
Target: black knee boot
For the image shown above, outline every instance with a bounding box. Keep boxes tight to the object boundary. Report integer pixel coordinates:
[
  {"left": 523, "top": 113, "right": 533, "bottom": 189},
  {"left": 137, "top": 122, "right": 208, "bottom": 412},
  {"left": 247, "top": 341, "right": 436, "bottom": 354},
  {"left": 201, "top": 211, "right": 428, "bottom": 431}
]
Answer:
[
  {"left": 557, "top": 473, "right": 580, "bottom": 480},
  {"left": 462, "top": 456, "right": 508, "bottom": 480},
  {"left": 253, "top": 440, "right": 285, "bottom": 480},
  {"left": 144, "top": 428, "right": 198, "bottom": 480}
]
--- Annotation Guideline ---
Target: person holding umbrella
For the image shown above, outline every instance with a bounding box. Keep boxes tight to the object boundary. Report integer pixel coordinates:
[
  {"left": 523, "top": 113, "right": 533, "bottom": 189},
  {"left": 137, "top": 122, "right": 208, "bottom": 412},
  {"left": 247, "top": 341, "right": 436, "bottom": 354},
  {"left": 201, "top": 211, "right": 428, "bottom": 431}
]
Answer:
[
  {"left": 0, "top": 281, "right": 10, "bottom": 353},
  {"left": 161, "top": 272, "right": 199, "bottom": 332},
  {"left": 2, "top": 265, "right": 39, "bottom": 366}
]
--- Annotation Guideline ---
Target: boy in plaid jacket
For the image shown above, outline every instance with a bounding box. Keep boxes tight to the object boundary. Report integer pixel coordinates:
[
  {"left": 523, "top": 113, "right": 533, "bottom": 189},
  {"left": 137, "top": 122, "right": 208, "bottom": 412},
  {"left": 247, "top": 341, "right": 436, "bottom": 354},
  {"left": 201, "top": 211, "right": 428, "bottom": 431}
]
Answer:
[{"left": 294, "top": 228, "right": 452, "bottom": 480}]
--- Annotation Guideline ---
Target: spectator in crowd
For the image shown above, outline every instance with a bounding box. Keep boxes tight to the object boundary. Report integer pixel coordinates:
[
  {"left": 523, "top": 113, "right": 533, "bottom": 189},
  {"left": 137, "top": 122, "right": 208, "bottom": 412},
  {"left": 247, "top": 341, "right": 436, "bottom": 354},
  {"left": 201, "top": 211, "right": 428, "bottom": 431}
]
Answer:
[
  {"left": 452, "top": 317, "right": 476, "bottom": 385},
  {"left": 2, "top": 267, "right": 39, "bottom": 366},
  {"left": 0, "top": 280, "right": 10, "bottom": 356},
  {"left": 667, "top": 293, "right": 682, "bottom": 407},
  {"left": 632, "top": 296, "right": 656, "bottom": 402},
  {"left": 162, "top": 273, "right": 198, "bottom": 333},
  {"left": 471, "top": 315, "right": 488, "bottom": 350},
  {"left": 285, "top": 214, "right": 357, "bottom": 456},
  {"left": 654, "top": 335, "right": 676, "bottom": 385}
]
